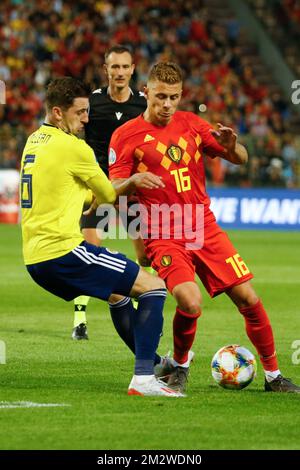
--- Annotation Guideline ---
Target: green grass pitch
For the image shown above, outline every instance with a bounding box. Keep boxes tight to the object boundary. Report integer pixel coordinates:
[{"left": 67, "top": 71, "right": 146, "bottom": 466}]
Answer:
[{"left": 0, "top": 224, "right": 300, "bottom": 450}]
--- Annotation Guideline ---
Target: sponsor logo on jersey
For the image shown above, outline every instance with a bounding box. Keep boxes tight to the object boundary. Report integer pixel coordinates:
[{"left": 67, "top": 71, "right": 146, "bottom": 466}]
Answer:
[
  {"left": 161, "top": 255, "right": 172, "bottom": 267},
  {"left": 115, "top": 112, "right": 123, "bottom": 120},
  {"left": 93, "top": 88, "right": 102, "bottom": 94},
  {"left": 167, "top": 145, "right": 182, "bottom": 163},
  {"left": 108, "top": 147, "right": 117, "bottom": 165},
  {"left": 144, "top": 134, "right": 155, "bottom": 142}
]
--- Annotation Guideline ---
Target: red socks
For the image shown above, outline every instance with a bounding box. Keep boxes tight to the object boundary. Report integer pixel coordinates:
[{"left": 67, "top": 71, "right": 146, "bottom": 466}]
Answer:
[
  {"left": 239, "top": 299, "right": 278, "bottom": 371},
  {"left": 173, "top": 300, "right": 278, "bottom": 371},
  {"left": 173, "top": 307, "right": 201, "bottom": 364}
]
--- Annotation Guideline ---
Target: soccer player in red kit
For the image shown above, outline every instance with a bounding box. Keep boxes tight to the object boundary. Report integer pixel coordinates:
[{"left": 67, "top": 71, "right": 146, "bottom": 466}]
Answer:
[{"left": 109, "top": 62, "right": 300, "bottom": 395}]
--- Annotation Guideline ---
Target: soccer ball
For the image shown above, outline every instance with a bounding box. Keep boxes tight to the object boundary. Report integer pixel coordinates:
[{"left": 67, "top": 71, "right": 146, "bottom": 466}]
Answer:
[{"left": 211, "top": 344, "right": 257, "bottom": 390}]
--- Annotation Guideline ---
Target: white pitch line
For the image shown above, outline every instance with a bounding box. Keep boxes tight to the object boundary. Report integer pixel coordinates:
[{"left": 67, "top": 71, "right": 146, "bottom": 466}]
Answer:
[{"left": 0, "top": 401, "right": 71, "bottom": 409}]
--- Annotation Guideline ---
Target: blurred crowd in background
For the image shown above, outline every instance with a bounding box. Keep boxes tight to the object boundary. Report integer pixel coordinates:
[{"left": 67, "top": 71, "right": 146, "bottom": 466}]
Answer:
[
  {"left": 248, "top": 0, "right": 300, "bottom": 78},
  {"left": 0, "top": 0, "right": 299, "bottom": 188}
]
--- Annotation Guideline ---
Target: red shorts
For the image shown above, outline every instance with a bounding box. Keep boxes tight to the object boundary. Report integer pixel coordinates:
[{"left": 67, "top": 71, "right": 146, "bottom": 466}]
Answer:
[{"left": 144, "top": 221, "right": 253, "bottom": 297}]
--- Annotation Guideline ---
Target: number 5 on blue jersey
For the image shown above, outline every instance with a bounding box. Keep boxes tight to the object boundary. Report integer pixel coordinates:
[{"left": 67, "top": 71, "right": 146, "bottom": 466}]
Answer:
[{"left": 21, "top": 154, "right": 35, "bottom": 208}]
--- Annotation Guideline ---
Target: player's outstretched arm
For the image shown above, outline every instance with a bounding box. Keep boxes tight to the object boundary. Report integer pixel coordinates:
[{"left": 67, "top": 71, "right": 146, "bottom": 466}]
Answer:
[
  {"left": 210, "top": 123, "right": 248, "bottom": 165},
  {"left": 112, "top": 172, "right": 165, "bottom": 196},
  {"left": 86, "top": 174, "right": 116, "bottom": 205}
]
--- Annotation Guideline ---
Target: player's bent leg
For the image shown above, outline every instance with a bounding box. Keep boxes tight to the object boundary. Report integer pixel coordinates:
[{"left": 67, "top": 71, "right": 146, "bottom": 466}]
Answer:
[
  {"left": 227, "top": 281, "right": 300, "bottom": 393},
  {"left": 172, "top": 281, "right": 202, "bottom": 314},
  {"left": 132, "top": 262, "right": 157, "bottom": 310},
  {"left": 128, "top": 269, "right": 165, "bottom": 361},
  {"left": 227, "top": 281, "right": 278, "bottom": 373},
  {"left": 131, "top": 237, "right": 155, "bottom": 309},
  {"left": 226, "top": 280, "right": 258, "bottom": 308},
  {"left": 108, "top": 294, "right": 136, "bottom": 352},
  {"left": 129, "top": 268, "right": 165, "bottom": 298},
  {"left": 125, "top": 268, "right": 184, "bottom": 396},
  {"left": 112, "top": 264, "right": 161, "bottom": 366},
  {"left": 108, "top": 292, "right": 162, "bottom": 373},
  {"left": 227, "top": 280, "right": 279, "bottom": 374},
  {"left": 108, "top": 294, "right": 136, "bottom": 354},
  {"left": 165, "top": 282, "right": 201, "bottom": 393},
  {"left": 27, "top": 245, "right": 177, "bottom": 396}
]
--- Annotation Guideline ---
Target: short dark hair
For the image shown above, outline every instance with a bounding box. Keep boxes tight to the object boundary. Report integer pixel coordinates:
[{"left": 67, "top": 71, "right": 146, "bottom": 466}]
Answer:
[
  {"left": 104, "top": 45, "right": 133, "bottom": 63},
  {"left": 45, "top": 77, "right": 90, "bottom": 111},
  {"left": 148, "top": 62, "right": 183, "bottom": 85}
]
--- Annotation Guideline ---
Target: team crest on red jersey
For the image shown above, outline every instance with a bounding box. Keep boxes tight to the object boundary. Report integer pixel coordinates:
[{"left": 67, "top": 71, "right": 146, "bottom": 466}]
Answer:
[
  {"left": 161, "top": 255, "right": 172, "bottom": 267},
  {"left": 167, "top": 145, "right": 182, "bottom": 163}
]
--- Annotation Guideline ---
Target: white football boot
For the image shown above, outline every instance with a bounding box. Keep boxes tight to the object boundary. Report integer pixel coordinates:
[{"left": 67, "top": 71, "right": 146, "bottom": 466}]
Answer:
[{"left": 128, "top": 374, "right": 185, "bottom": 397}]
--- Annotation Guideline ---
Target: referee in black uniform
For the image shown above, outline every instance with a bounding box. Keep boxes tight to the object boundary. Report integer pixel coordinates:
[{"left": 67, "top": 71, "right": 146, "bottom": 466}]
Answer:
[{"left": 72, "top": 45, "right": 148, "bottom": 339}]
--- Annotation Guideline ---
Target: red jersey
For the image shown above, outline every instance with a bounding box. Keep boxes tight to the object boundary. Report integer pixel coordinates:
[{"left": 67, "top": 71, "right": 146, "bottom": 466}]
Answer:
[{"left": 109, "top": 111, "right": 226, "bottom": 241}]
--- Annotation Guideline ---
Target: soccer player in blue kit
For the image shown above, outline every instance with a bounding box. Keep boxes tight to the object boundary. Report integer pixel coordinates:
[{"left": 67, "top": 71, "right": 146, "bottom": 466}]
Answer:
[{"left": 20, "top": 76, "right": 182, "bottom": 397}]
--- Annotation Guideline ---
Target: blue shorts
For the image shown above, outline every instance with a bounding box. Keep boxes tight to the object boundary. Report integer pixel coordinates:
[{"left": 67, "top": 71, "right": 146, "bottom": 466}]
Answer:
[{"left": 26, "top": 241, "right": 139, "bottom": 301}]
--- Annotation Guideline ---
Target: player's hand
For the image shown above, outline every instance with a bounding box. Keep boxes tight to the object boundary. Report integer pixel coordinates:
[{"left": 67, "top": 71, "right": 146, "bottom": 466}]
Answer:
[
  {"left": 210, "top": 123, "right": 237, "bottom": 152},
  {"left": 130, "top": 172, "right": 165, "bottom": 190},
  {"left": 83, "top": 195, "right": 97, "bottom": 215}
]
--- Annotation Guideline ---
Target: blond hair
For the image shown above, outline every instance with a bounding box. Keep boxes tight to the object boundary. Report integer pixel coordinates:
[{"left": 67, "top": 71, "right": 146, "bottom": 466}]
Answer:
[{"left": 148, "top": 62, "right": 183, "bottom": 85}]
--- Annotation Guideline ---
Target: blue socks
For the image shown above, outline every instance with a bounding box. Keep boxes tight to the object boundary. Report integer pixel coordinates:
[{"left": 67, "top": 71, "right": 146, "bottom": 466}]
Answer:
[
  {"left": 134, "top": 289, "right": 166, "bottom": 375},
  {"left": 109, "top": 297, "right": 135, "bottom": 353},
  {"left": 109, "top": 289, "right": 166, "bottom": 375}
]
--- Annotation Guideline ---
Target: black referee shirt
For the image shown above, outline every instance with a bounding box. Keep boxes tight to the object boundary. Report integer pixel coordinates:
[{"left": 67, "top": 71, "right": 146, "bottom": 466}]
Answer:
[{"left": 85, "top": 86, "right": 147, "bottom": 175}]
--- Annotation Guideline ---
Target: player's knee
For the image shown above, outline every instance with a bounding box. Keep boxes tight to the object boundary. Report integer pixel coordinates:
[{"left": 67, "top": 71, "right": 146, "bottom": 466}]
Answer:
[
  {"left": 131, "top": 269, "right": 165, "bottom": 297},
  {"left": 236, "top": 286, "right": 259, "bottom": 308},
  {"left": 176, "top": 293, "right": 202, "bottom": 314},
  {"left": 144, "top": 272, "right": 165, "bottom": 292},
  {"left": 152, "top": 276, "right": 165, "bottom": 290},
  {"left": 179, "top": 301, "right": 201, "bottom": 315},
  {"left": 172, "top": 284, "right": 202, "bottom": 314},
  {"left": 238, "top": 294, "right": 259, "bottom": 309}
]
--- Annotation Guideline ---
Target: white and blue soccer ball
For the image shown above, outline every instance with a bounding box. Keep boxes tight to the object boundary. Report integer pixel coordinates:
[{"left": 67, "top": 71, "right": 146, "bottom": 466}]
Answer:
[{"left": 211, "top": 344, "right": 257, "bottom": 390}]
